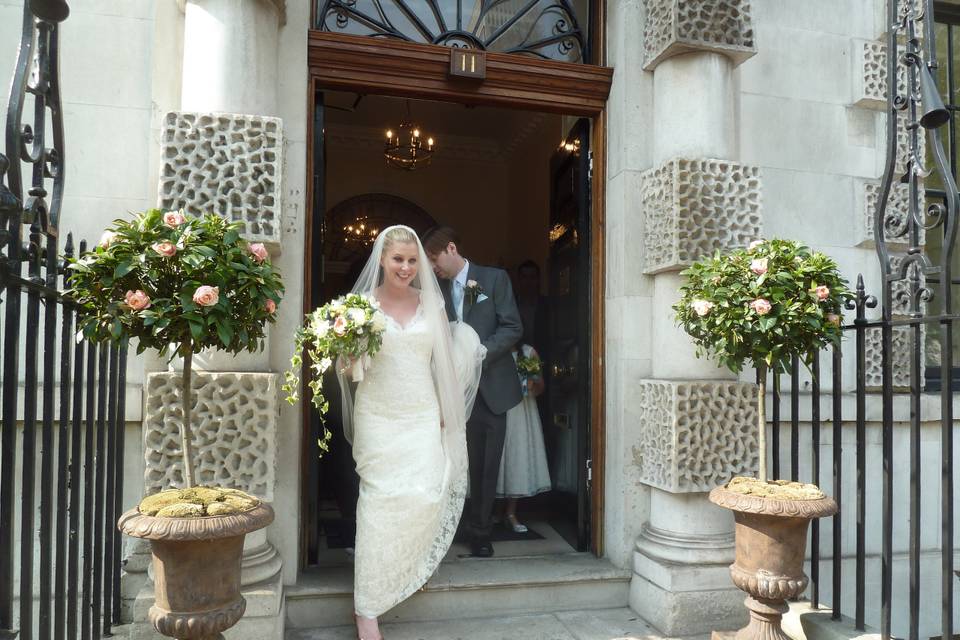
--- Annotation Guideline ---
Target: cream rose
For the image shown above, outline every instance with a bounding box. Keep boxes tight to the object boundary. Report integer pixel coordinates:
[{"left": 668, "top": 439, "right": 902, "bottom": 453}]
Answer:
[
  {"left": 192, "top": 285, "right": 219, "bottom": 307},
  {"left": 248, "top": 242, "right": 268, "bottom": 263},
  {"left": 124, "top": 289, "right": 151, "bottom": 311},
  {"left": 163, "top": 210, "right": 186, "bottom": 228},
  {"left": 826, "top": 313, "right": 841, "bottom": 326},
  {"left": 348, "top": 308, "right": 366, "bottom": 325},
  {"left": 691, "top": 299, "right": 714, "bottom": 317},
  {"left": 750, "top": 298, "right": 772, "bottom": 316},
  {"left": 748, "top": 240, "right": 764, "bottom": 251},
  {"left": 815, "top": 285, "right": 830, "bottom": 301},
  {"left": 98, "top": 230, "right": 118, "bottom": 249},
  {"left": 151, "top": 241, "right": 177, "bottom": 257},
  {"left": 371, "top": 311, "right": 387, "bottom": 333},
  {"left": 750, "top": 258, "right": 768, "bottom": 276}
]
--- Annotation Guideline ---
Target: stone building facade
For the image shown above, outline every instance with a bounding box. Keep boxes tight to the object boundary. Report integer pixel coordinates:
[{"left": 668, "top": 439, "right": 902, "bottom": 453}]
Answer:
[{"left": 0, "top": 0, "right": 955, "bottom": 638}]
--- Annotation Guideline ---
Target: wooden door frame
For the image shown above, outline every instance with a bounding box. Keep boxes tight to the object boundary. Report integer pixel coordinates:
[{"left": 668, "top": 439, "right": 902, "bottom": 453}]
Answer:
[{"left": 303, "top": 20, "right": 610, "bottom": 561}]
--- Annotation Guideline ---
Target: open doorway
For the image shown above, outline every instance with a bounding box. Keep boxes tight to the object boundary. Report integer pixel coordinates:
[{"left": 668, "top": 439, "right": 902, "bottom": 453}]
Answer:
[{"left": 302, "top": 90, "right": 594, "bottom": 568}]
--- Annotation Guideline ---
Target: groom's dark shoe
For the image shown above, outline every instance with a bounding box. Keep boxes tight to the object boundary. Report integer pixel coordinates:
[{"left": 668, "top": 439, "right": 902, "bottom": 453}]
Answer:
[{"left": 470, "top": 538, "right": 494, "bottom": 558}]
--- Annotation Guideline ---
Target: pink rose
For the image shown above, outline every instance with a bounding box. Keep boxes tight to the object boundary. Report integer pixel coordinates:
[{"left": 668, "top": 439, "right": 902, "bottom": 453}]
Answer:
[
  {"left": 265, "top": 299, "right": 277, "bottom": 314},
  {"left": 333, "top": 315, "right": 348, "bottom": 336},
  {"left": 124, "top": 290, "right": 151, "bottom": 311},
  {"left": 192, "top": 285, "right": 219, "bottom": 307},
  {"left": 248, "top": 242, "right": 268, "bottom": 263},
  {"left": 750, "top": 258, "right": 768, "bottom": 276},
  {"left": 163, "top": 210, "right": 186, "bottom": 228},
  {"left": 98, "top": 231, "right": 118, "bottom": 249},
  {"left": 691, "top": 299, "right": 714, "bottom": 317},
  {"left": 826, "top": 313, "right": 841, "bottom": 326},
  {"left": 151, "top": 241, "right": 177, "bottom": 257},
  {"left": 815, "top": 285, "right": 830, "bottom": 301},
  {"left": 750, "top": 298, "right": 772, "bottom": 316}
]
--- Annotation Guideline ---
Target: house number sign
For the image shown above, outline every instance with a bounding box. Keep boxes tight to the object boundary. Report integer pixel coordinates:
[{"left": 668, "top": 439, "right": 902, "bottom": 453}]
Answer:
[{"left": 449, "top": 49, "right": 486, "bottom": 80}]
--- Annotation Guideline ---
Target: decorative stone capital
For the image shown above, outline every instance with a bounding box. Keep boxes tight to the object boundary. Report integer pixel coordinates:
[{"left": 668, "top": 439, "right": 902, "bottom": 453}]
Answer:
[
  {"left": 143, "top": 371, "right": 280, "bottom": 501},
  {"left": 159, "top": 111, "right": 283, "bottom": 249},
  {"left": 642, "top": 0, "right": 756, "bottom": 71},
  {"left": 634, "top": 380, "right": 759, "bottom": 493},
  {"left": 641, "top": 157, "right": 762, "bottom": 274}
]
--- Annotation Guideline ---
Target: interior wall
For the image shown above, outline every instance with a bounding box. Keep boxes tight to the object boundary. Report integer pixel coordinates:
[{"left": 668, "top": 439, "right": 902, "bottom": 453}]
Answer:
[{"left": 324, "top": 102, "right": 560, "bottom": 283}]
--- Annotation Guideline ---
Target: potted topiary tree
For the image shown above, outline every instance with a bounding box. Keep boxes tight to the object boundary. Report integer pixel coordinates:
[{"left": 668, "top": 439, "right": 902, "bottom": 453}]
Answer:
[
  {"left": 67, "top": 208, "right": 283, "bottom": 640},
  {"left": 673, "top": 239, "right": 852, "bottom": 640}
]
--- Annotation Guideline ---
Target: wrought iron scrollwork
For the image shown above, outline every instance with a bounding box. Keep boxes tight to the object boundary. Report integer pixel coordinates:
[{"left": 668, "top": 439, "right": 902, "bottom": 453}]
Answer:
[
  {"left": 316, "top": 0, "right": 586, "bottom": 63},
  {"left": 1, "top": 0, "right": 66, "bottom": 257}
]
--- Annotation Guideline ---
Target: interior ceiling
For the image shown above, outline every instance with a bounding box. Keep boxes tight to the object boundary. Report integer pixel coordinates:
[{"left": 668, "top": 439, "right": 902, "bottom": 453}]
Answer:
[{"left": 323, "top": 90, "right": 558, "bottom": 151}]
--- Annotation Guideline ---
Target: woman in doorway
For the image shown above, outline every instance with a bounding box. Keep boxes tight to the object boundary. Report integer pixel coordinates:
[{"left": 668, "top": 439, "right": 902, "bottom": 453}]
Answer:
[
  {"left": 339, "top": 226, "right": 483, "bottom": 640},
  {"left": 496, "top": 342, "right": 552, "bottom": 532}
]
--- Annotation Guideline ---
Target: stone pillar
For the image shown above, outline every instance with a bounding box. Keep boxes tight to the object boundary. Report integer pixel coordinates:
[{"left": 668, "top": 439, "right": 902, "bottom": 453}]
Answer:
[
  {"left": 180, "top": 0, "right": 285, "bottom": 116},
  {"left": 629, "top": 0, "right": 761, "bottom": 634},
  {"left": 127, "top": 4, "right": 288, "bottom": 638}
]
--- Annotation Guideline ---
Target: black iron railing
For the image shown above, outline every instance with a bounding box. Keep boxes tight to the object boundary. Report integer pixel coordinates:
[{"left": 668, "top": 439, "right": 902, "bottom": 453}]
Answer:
[
  {"left": 0, "top": 2, "right": 129, "bottom": 640},
  {"left": 767, "top": 4, "right": 957, "bottom": 638}
]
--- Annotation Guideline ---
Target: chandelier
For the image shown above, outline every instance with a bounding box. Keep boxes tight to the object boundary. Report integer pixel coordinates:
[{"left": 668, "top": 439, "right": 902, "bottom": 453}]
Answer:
[
  {"left": 384, "top": 100, "right": 435, "bottom": 171},
  {"left": 342, "top": 215, "right": 380, "bottom": 246}
]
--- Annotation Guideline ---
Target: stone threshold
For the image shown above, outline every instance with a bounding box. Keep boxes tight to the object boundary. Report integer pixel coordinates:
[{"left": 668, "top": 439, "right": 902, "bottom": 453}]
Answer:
[
  {"left": 285, "top": 606, "right": 707, "bottom": 640},
  {"left": 285, "top": 552, "right": 631, "bottom": 628}
]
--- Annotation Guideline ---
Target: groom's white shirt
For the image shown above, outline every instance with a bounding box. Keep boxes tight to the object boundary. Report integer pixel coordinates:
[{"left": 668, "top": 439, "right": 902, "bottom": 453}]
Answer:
[{"left": 453, "top": 259, "right": 470, "bottom": 321}]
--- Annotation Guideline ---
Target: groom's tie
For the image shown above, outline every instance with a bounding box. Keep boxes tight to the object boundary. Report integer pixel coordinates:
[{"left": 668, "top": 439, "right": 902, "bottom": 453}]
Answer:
[{"left": 452, "top": 279, "right": 464, "bottom": 322}]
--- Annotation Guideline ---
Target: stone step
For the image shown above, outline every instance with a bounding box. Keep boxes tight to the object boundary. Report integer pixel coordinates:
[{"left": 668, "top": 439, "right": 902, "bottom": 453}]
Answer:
[
  {"left": 285, "top": 607, "right": 684, "bottom": 640},
  {"left": 284, "top": 552, "right": 631, "bottom": 629}
]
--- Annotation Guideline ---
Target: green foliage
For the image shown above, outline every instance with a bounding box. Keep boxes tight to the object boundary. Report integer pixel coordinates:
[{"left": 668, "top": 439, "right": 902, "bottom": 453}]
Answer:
[
  {"left": 66, "top": 209, "right": 284, "bottom": 358},
  {"left": 673, "top": 239, "right": 852, "bottom": 375},
  {"left": 282, "top": 293, "right": 388, "bottom": 456}
]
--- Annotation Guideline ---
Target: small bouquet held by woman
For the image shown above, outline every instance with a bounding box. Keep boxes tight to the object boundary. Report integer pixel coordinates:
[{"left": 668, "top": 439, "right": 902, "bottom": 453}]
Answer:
[
  {"left": 283, "top": 293, "right": 388, "bottom": 448},
  {"left": 515, "top": 352, "right": 542, "bottom": 396}
]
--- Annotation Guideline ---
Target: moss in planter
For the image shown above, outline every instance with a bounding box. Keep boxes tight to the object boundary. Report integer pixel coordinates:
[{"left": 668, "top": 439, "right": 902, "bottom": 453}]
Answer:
[
  {"left": 139, "top": 486, "right": 261, "bottom": 518},
  {"left": 726, "top": 476, "right": 825, "bottom": 500}
]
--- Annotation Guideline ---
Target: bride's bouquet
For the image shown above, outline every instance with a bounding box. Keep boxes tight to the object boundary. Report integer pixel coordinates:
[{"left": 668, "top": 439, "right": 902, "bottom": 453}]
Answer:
[{"left": 283, "top": 293, "right": 387, "bottom": 451}]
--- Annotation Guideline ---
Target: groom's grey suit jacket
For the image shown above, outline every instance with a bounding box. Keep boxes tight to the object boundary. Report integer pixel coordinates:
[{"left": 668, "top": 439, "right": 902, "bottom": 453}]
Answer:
[{"left": 441, "top": 263, "right": 524, "bottom": 416}]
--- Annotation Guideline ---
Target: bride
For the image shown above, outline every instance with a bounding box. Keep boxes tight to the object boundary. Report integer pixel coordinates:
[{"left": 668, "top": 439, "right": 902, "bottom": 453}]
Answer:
[{"left": 338, "top": 226, "right": 483, "bottom": 640}]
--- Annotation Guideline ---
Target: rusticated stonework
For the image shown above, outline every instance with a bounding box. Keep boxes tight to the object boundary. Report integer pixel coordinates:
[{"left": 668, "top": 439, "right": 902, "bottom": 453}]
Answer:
[
  {"left": 159, "top": 112, "right": 283, "bottom": 246},
  {"left": 635, "top": 380, "right": 759, "bottom": 493},
  {"left": 143, "top": 372, "right": 279, "bottom": 500},
  {"left": 641, "top": 158, "right": 762, "bottom": 274},
  {"left": 643, "top": 0, "right": 756, "bottom": 70},
  {"left": 864, "top": 325, "right": 924, "bottom": 390},
  {"left": 857, "top": 180, "right": 924, "bottom": 248}
]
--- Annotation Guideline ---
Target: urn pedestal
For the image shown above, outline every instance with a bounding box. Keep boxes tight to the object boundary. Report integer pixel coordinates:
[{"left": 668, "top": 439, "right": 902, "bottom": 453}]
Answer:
[
  {"left": 709, "top": 485, "right": 837, "bottom": 640},
  {"left": 118, "top": 504, "right": 274, "bottom": 640}
]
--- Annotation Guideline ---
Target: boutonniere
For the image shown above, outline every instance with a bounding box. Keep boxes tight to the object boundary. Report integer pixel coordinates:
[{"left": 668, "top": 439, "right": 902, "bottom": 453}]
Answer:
[{"left": 465, "top": 279, "right": 487, "bottom": 304}]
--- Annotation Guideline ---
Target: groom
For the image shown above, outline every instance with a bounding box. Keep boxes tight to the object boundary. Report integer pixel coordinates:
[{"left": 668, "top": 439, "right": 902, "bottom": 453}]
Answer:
[{"left": 424, "top": 226, "right": 523, "bottom": 558}]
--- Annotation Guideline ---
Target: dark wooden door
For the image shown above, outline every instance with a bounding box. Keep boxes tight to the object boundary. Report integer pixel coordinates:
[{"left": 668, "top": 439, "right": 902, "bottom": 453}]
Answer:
[{"left": 545, "top": 118, "right": 592, "bottom": 551}]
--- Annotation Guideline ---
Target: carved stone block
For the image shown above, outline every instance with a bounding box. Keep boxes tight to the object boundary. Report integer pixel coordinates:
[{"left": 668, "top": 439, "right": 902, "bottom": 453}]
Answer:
[
  {"left": 856, "top": 180, "right": 924, "bottom": 248},
  {"left": 641, "top": 158, "right": 762, "bottom": 274},
  {"left": 864, "top": 325, "right": 924, "bottom": 390},
  {"left": 643, "top": 0, "right": 756, "bottom": 70},
  {"left": 635, "top": 380, "right": 759, "bottom": 493},
  {"left": 144, "top": 372, "right": 279, "bottom": 500},
  {"left": 159, "top": 112, "right": 283, "bottom": 246}
]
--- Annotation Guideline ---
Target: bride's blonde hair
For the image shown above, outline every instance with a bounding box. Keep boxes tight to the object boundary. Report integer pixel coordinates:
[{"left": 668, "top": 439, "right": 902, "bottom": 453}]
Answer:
[{"left": 381, "top": 226, "right": 418, "bottom": 254}]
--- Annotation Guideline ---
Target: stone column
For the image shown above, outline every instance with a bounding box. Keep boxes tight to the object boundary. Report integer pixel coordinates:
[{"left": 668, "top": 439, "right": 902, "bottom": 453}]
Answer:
[
  {"left": 127, "top": 3, "right": 288, "bottom": 638},
  {"left": 629, "top": 0, "right": 761, "bottom": 634}
]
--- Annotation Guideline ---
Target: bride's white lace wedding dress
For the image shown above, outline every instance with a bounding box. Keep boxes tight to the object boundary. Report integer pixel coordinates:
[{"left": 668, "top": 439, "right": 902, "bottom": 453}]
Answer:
[{"left": 351, "top": 304, "right": 469, "bottom": 618}]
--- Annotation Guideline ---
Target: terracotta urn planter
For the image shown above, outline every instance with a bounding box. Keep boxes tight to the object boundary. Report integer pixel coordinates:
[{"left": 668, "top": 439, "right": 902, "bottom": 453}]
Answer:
[
  {"left": 709, "top": 482, "right": 837, "bottom": 640},
  {"left": 118, "top": 501, "right": 274, "bottom": 640}
]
